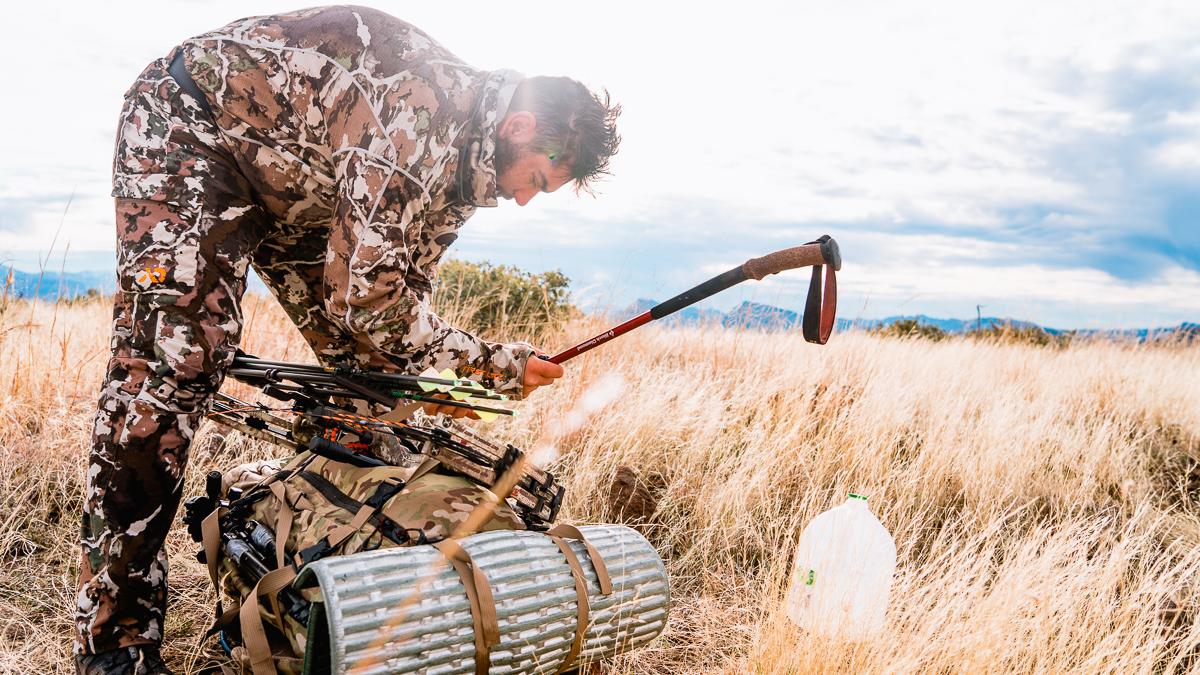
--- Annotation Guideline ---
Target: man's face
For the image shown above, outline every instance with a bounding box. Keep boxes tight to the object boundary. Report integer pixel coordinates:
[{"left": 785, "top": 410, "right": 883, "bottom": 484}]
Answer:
[{"left": 495, "top": 111, "right": 574, "bottom": 207}]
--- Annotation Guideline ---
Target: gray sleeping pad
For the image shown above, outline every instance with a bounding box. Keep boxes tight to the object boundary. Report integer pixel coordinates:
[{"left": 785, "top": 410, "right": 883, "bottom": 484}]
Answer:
[{"left": 295, "top": 524, "right": 670, "bottom": 674}]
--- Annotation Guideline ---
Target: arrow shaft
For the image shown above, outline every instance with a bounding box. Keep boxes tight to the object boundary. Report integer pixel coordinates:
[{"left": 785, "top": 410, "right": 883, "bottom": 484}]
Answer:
[
  {"left": 392, "top": 392, "right": 514, "bottom": 416},
  {"left": 229, "top": 361, "right": 503, "bottom": 399}
]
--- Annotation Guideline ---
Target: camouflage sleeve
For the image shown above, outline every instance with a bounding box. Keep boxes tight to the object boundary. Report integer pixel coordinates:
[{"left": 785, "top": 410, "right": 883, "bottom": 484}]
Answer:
[{"left": 322, "top": 151, "right": 532, "bottom": 395}]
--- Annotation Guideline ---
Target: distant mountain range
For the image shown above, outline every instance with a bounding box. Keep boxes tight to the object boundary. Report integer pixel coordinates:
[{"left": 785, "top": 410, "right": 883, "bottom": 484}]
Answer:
[
  {"left": 3, "top": 271, "right": 1195, "bottom": 341},
  {"left": 621, "top": 298, "right": 1037, "bottom": 332},
  {"left": 621, "top": 299, "right": 1198, "bottom": 341},
  {"left": 3, "top": 269, "right": 116, "bottom": 300}
]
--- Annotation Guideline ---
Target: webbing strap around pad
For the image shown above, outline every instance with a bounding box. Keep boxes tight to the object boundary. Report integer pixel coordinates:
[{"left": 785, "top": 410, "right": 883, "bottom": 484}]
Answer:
[
  {"left": 435, "top": 539, "right": 500, "bottom": 675},
  {"left": 549, "top": 537, "right": 590, "bottom": 673},
  {"left": 549, "top": 524, "right": 614, "bottom": 672},
  {"left": 548, "top": 524, "right": 613, "bottom": 595}
]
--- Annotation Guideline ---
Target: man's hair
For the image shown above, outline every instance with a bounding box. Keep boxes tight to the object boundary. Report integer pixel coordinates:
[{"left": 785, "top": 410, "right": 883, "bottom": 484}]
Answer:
[{"left": 510, "top": 76, "right": 622, "bottom": 194}]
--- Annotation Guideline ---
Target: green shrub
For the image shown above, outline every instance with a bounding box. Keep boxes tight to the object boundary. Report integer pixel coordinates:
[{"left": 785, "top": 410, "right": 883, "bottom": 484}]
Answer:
[
  {"left": 969, "top": 322, "right": 1072, "bottom": 348},
  {"left": 432, "top": 259, "right": 576, "bottom": 341},
  {"left": 871, "top": 318, "right": 948, "bottom": 341}
]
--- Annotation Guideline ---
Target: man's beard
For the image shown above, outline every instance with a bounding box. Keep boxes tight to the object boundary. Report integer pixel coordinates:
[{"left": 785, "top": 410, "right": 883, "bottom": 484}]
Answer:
[{"left": 494, "top": 136, "right": 519, "bottom": 177}]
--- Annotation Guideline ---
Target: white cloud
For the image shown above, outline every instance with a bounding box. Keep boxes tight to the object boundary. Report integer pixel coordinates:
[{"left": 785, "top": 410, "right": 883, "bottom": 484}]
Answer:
[
  {"left": 1153, "top": 140, "right": 1200, "bottom": 171},
  {"left": 844, "top": 262, "right": 1199, "bottom": 312}
]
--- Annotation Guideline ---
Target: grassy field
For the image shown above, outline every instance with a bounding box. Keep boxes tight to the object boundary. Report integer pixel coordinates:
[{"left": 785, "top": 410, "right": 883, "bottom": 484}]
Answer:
[{"left": 1, "top": 295, "right": 1198, "bottom": 674}]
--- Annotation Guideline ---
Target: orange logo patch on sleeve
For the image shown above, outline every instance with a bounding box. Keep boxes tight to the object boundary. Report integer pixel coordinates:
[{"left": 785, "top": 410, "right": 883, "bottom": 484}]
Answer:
[
  {"left": 136, "top": 266, "right": 168, "bottom": 285},
  {"left": 459, "top": 364, "right": 503, "bottom": 379}
]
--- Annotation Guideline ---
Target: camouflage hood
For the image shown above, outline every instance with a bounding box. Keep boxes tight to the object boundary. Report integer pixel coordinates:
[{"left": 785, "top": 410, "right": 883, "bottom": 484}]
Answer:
[{"left": 456, "top": 68, "right": 524, "bottom": 208}]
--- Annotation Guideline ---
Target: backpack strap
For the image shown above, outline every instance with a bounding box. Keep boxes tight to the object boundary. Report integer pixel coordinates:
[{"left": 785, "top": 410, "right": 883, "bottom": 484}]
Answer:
[
  {"left": 267, "top": 482, "right": 294, "bottom": 569},
  {"left": 201, "top": 508, "right": 224, "bottom": 589},
  {"left": 295, "top": 473, "right": 416, "bottom": 565},
  {"left": 240, "top": 566, "right": 298, "bottom": 675},
  {"left": 323, "top": 476, "right": 407, "bottom": 550},
  {"left": 325, "top": 501, "right": 383, "bottom": 550},
  {"left": 200, "top": 507, "right": 228, "bottom": 624}
]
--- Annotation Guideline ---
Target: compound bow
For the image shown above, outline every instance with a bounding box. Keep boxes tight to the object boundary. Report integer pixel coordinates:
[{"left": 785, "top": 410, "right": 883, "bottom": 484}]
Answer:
[{"left": 205, "top": 351, "right": 563, "bottom": 527}]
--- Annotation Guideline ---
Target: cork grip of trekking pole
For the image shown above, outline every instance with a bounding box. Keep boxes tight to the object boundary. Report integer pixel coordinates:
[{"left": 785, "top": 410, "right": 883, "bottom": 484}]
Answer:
[{"left": 741, "top": 237, "right": 842, "bottom": 280}]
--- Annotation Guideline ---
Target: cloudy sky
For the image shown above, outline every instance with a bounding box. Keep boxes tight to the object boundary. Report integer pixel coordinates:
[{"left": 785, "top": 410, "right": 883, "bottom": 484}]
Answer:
[{"left": 1, "top": 1, "right": 1197, "bottom": 328}]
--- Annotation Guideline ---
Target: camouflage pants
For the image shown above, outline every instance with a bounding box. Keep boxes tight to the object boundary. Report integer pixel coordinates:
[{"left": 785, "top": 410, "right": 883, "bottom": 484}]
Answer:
[{"left": 74, "top": 49, "right": 488, "bottom": 654}]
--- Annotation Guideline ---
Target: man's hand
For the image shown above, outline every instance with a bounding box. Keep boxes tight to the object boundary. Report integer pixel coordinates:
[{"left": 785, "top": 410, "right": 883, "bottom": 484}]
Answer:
[{"left": 523, "top": 354, "right": 565, "bottom": 398}]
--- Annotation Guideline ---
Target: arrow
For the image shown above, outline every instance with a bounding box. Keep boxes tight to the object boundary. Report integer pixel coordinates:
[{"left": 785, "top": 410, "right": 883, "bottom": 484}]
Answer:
[{"left": 227, "top": 353, "right": 515, "bottom": 421}]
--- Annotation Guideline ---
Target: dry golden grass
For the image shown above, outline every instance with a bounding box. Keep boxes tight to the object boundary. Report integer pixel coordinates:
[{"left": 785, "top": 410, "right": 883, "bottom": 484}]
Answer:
[{"left": 1, "top": 295, "right": 1198, "bottom": 674}]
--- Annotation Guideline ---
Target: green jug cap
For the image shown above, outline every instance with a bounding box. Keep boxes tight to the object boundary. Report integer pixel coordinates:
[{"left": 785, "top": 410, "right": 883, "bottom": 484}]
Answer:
[{"left": 848, "top": 493, "right": 867, "bottom": 500}]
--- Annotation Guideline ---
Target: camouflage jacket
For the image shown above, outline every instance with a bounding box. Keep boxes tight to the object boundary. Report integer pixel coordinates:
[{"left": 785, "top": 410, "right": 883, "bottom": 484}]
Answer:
[{"left": 117, "top": 6, "right": 530, "bottom": 393}]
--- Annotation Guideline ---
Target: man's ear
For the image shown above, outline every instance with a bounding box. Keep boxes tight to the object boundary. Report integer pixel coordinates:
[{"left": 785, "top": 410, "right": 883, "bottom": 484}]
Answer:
[{"left": 498, "top": 111, "right": 537, "bottom": 144}]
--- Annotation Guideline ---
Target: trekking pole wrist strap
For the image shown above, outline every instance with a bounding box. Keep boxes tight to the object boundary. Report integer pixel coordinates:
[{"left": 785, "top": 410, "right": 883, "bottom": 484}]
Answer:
[{"left": 801, "top": 235, "right": 839, "bottom": 345}]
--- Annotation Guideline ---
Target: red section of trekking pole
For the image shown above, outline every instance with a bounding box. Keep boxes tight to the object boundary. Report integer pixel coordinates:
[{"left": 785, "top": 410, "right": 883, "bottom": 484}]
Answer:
[{"left": 548, "top": 311, "right": 652, "bottom": 364}]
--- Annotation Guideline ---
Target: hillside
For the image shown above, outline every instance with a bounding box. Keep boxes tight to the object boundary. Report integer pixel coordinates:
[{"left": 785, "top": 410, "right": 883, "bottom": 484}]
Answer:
[
  {"left": 4, "top": 270, "right": 1193, "bottom": 339},
  {"left": 1, "top": 296, "right": 1199, "bottom": 673},
  {"left": 2, "top": 269, "right": 116, "bottom": 300},
  {"left": 624, "top": 298, "right": 1197, "bottom": 340}
]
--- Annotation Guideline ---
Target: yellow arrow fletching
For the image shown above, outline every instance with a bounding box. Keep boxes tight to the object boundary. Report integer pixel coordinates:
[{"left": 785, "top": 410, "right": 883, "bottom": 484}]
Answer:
[
  {"left": 449, "top": 379, "right": 491, "bottom": 400},
  {"left": 418, "top": 368, "right": 441, "bottom": 393},
  {"left": 436, "top": 369, "right": 459, "bottom": 393}
]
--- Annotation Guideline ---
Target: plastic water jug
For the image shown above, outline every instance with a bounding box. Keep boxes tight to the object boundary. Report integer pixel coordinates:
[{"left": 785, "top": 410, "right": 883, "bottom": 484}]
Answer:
[{"left": 785, "top": 493, "right": 896, "bottom": 639}]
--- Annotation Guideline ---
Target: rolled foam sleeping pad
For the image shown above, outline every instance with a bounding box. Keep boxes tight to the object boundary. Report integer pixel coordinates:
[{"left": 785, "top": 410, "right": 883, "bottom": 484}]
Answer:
[{"left": 295, "top": 524, "right": 670, "bottom": 674}]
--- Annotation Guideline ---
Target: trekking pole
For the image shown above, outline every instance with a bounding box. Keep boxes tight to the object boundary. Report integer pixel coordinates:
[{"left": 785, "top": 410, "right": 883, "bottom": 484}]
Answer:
[{"left": 548, "top": 235, "right": 841, "bottom": 364}]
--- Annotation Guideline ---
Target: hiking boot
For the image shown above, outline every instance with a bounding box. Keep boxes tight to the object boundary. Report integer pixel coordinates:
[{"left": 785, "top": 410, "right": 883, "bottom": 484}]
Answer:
[{"left": 75, "top": 646, "right": 175, "bottom": 675}]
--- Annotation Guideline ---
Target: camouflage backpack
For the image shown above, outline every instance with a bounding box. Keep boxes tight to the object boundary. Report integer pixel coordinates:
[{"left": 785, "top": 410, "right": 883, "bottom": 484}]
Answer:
[{"left": 196, "top": 450, "right": 526, "bottom": 675}]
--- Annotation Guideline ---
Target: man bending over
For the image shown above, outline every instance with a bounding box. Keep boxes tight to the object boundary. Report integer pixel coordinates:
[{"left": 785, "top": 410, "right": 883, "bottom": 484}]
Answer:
[{"left": 76, "top": 6, "right": 620, "bottom": 673}]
